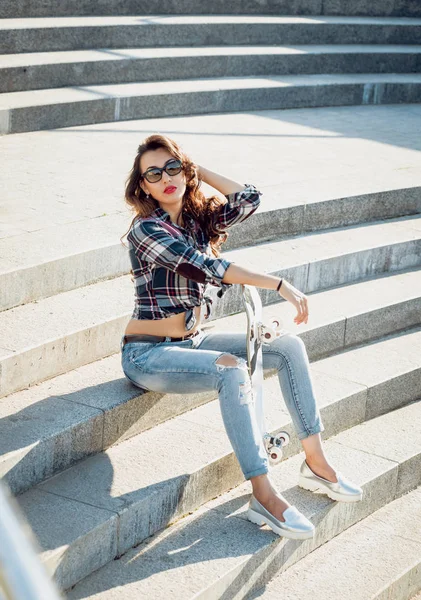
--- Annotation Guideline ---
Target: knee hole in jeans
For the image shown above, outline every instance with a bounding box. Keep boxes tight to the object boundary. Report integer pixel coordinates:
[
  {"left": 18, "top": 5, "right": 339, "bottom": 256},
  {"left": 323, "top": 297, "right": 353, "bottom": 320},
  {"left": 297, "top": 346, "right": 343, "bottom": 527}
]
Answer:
[
  {"left": 215, "top": 353, "right": 246, "bottom": 368},
  {"left": 215, "top": 354, "right": 252, "bottom": 404}
]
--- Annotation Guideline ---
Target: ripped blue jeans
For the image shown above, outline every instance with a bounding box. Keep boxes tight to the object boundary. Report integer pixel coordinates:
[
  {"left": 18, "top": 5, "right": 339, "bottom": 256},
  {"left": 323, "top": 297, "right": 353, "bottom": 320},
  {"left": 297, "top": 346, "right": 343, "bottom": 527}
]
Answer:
[{"left": 120, "top": 329, "right": 324, "bottom": 480}]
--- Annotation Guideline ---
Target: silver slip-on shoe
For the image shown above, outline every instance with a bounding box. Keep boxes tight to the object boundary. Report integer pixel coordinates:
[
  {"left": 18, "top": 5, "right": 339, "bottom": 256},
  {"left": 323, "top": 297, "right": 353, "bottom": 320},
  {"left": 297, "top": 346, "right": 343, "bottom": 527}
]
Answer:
[
  {"left": 247, "top": 495, "right": 315, "bottom": 540},
  {"left": 298, "top": 460, "right": 363, "bottom": 502}
]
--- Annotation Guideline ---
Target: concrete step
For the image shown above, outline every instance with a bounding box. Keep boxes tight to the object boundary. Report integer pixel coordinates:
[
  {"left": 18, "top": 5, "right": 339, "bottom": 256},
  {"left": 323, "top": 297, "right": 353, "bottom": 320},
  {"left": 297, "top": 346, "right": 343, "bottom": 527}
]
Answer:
[
  {"left": 1, "top": 16, "right": 420, "bottom": 55},
  {"left": 248, "top": 491, "right": 421, "bottom": 600},
  {"left": 1, "top": 215, "right": 420, "bottom": 398},
  {"left": 1, "top": 268, "right": 420, "bottom": 496},
  {"left": 17, "top": 389, "right": 421, "bottom": 593},
  {"left": 2, "top": 0, "right": 421, "bottom": 19},
  {"left": 2, "top": 185, "right": 420, "bottom": 312},
  {"left": 212, "top": 213, "right": 421, "bottom": 319},
  {"left": 2, "top": 72, "right": 421, "bottom": 135},
  {"left": 1, "top": 103, "right": 420, "bottom": 304},
  {"left": 68, "top": 481, "right": 421, "bottom": 600},
  {"left": 2, "top": 45, "right": 421, "bottom": 93}
]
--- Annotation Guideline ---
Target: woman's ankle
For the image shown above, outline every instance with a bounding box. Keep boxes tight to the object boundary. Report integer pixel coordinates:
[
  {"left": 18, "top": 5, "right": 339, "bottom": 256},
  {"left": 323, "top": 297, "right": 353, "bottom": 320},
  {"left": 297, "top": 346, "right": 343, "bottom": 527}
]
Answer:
[
  {"left": 250, "top": 474, "right": 273, "bottom": 500},
  {"left": 251, "top": 475, "right": 284, "bottom": 505}
]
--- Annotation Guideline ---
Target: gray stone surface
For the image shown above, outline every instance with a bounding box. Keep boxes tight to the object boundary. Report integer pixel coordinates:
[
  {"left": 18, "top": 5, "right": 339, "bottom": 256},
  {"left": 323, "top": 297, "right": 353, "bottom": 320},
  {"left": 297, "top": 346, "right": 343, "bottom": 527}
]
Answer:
[
  {"left": 2, "top": 45, "right": 420, "bottom": 94},
  {"left": 1, "top": 104, "right": 420, "bottom": 306},
  {"left": 1, "top": 216, "right": 420, "bottom": 399},
  {"left": 2, "top": 187, "right": 419, "bottom": 313},
  {"left": 344, "top": 296, "right": 421, "bottom": 347},
  {"left": 1, "top": 268, "right": 419, "bottom": 495},
  {"left": 1, "top": 16, "right": 420, "bottom": 54},
  {"left": 303, "top": 186, "right": 421, "bottom": 232},
  {"left": 333, "top": 400, "right": 421, "bottom": 496},
  {"left": 303, "top": 217, "right": 421, "bottom": 291},
  {"left": 37, "top": 415, "right": 238, "bottom": 556},
  {"left": 19, "top": 379, "right": 418, "bottom": 590},
  {"left": 2, "top": 73, "right": 421, "bottom": 134},
  {"left": 0, "top": 215, "right": 131, "bottom": 311},
  {"left": 2, "top": 0, "right": 421, "bottom": 18},
  {"left": 312, "top": 327, "right": 421, "bottom": 419},
  {"left": 210, "top": 217, "right": 421, "bottom": 321},
  {"left": 63, "top": 410, "right": 421, "bottom": 598},
  {"left": 16, "top": 488, "right": 118, "bottom": 592},
  {"left": 248, "top": 486, "right": 421, "bottom": 600},
  {"left": 0, "top": 392, "right": 103, "bottom": 495},
  {"left": 0, "top": 284, "right": 130, "bottom": 397},
  {"left": 0, "top": 82, "right": 419, "bottom": 595}
]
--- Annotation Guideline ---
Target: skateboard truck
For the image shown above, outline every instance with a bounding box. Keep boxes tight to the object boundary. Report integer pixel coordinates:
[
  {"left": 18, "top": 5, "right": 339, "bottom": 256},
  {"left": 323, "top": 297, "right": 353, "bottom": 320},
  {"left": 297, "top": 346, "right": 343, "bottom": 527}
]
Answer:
[
  {"left": 264, "top": 431, "right": 290, "bottom": 462},
  {"left": 259, "top": 318, "right": 287, "bottom": 343}
]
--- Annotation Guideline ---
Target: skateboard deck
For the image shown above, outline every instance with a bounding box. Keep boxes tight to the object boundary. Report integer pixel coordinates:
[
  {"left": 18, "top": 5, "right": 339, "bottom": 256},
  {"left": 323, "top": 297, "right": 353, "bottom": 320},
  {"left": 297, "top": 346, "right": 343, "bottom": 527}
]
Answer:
[
  {"left": 242, "top": 284, "right": 265, "bottom": 433},
  {"left": 241, "top": 284, "right": 290, "bottom": 463}
]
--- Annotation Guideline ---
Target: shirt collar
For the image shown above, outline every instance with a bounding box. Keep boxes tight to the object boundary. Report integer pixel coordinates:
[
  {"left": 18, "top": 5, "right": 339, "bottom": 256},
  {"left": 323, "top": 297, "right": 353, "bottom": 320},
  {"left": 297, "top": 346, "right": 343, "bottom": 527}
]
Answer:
[
  {"left": 150, "top": 206, "right": 196, "bottom": 229},
  {"left": 150, "top": 206, "right": 169, "bottom": 221}
]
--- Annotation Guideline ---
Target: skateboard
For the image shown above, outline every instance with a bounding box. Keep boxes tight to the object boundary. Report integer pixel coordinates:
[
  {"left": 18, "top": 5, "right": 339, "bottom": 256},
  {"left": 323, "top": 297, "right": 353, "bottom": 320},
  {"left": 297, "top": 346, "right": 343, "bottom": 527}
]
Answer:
[{"left": 241, "top": 284, "right": 290, "bottom": 463}]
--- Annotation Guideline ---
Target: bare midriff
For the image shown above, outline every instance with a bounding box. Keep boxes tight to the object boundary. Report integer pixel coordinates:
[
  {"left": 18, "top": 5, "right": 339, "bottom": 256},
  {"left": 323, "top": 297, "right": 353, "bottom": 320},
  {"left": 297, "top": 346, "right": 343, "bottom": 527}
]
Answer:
[{"left": 124, "top": 305, "right": 202, "bottom": 338}]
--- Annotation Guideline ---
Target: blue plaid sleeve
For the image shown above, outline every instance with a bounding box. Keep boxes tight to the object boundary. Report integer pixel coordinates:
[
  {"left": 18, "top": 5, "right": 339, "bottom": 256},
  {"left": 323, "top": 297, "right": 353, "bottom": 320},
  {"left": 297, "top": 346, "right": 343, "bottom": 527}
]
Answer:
[
  {"left": 129, "top": 218, "right": 232, "bottom": 286},
  {"left": 211, "top": 183, "right": 262, "bottom": 232}
]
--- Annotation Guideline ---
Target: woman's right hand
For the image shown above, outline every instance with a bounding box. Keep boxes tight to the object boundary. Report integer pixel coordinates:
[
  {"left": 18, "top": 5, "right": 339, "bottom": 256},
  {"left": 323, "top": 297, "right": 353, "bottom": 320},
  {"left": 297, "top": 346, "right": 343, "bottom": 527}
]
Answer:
[{"left": 278, "top": 279, "right": 309, "bottom": 325}]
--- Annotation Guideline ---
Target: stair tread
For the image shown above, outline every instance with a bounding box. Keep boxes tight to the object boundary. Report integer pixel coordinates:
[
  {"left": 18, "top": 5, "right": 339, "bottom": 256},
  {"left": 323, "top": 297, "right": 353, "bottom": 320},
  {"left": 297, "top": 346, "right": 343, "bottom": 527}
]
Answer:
[
  {"left": 25, "top": 398, "right": 421, "bottom": 597},
  {"left": 1, "top": 44, "right": 421, "bottom": 69},
  {"left": 2, "top": 15, "right": 421, "bottom": 29},
  {"left": 1, "top": 183, "right": 420, "bottom": 277},
  {"left": 0, "top": 212, "right": 130, "bottom": 273},
  {"left": 1, "top": 8, "right": 420, "bottom": 595},
  {"left": 250, "top": 488, "right": 421, "bottom": 599},
  {"left": 0, "top": 277, "right": 419, "bottom": 443},
  {"left": 1, "top": 103, "right": 420, "bottom": 264},
  {"left": 0, "top": 217, "right": 420, "bottom": 357},
  {"left": 2, "top": 72, "right": 421, "bottom": 109},
  {"left": 0, "top": 273, "right": 419, "bottom": 488},
  {"left": 68, "top": 483, "right": 421, "bottom": 600},
  {"left": 13, "top": 334, "right": 421, "bottom": 514}
]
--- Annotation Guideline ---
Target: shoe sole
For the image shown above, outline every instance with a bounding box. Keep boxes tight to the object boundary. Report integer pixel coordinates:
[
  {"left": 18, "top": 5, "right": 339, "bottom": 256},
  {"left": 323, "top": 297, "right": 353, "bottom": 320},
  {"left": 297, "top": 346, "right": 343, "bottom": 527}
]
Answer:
[
  {"left": 298, "top": 476, "right": 363, "bottom": 502},
  {"left": 247, "top": 508, "right": 315, "bottom": 540}
]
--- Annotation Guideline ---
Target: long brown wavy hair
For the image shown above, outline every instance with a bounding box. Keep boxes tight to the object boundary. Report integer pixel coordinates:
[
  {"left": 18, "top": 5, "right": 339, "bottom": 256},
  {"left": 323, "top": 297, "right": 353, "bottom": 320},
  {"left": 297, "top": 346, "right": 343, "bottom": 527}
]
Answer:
[{"left": 120, "top": 134, "right": 228, "bottom": 259}]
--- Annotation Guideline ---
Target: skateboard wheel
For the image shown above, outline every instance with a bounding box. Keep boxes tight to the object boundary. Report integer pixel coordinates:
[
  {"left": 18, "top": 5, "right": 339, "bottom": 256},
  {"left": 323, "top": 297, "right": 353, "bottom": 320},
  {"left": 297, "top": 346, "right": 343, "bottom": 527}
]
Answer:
[
  {"left": 276, "top": 431, "right": 290, "bottom": 447},
  {"left": 269, "top": 447, "right": 283, "bottom": 462}
]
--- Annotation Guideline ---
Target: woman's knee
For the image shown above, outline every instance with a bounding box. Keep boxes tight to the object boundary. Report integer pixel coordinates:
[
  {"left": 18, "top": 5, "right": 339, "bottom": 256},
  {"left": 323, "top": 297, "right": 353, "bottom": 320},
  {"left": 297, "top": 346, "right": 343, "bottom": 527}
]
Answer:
[
  {"left": 215, "top": 353, "right": 247, "bottom": 369},
  {"left": 263, "top": 332, "right": 307, "bottom": 371},
  {"left": 268, "top": 332, "right": 305, "bottom": 354},
  {"left": 215, "top": 354, "right": 252, "bottom": 404}
]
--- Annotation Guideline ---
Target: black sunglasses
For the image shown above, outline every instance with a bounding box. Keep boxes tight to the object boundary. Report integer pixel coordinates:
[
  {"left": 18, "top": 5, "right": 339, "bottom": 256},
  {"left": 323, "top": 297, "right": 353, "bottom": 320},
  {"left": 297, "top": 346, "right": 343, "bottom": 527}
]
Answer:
[{"left": 140, "top": 158, "right": 183, "bottom": 184}]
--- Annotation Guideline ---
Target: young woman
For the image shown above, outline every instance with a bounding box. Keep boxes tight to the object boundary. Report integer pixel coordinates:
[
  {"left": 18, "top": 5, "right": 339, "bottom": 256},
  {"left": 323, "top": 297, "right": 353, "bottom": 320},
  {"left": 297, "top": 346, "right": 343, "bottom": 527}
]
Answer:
[{"left": 120, "top": 134, "right": 362, "bottom": 540}]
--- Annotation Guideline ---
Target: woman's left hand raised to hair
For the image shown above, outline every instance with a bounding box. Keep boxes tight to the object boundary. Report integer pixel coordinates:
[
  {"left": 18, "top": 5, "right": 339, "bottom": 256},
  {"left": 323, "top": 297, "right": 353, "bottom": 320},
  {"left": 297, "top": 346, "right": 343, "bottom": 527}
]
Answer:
[{"left": 195, "top": 164, "right": 247, "bottom": 196}]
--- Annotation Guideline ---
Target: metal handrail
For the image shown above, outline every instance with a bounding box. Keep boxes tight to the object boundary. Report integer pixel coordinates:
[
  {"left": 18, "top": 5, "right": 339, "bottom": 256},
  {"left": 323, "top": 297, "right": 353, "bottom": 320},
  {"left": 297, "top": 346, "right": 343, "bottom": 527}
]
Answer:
[{"left": 0, "top": 479, "right": 63, "bottom": 600}]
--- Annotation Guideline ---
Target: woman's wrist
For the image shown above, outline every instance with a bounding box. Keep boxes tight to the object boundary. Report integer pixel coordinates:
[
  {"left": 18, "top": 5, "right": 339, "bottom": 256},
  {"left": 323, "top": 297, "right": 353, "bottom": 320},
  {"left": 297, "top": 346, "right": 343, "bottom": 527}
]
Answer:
[
  {"left": 277, "top": 278, "right": 289, "bottom": 298},
  {"left": 195, "top": 165, "right": 246, "bottom": 196},
  {"left": 196, "top": 164, "right": 206, "bottom": 184}
]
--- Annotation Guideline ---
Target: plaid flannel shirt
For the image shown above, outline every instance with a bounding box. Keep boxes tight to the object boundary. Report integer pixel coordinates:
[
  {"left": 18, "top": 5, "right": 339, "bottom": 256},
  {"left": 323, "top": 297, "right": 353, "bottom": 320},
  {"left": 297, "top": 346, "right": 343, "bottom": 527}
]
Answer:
[{"left": 127, "top": 183, "right": 262, "bottom": 331}]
